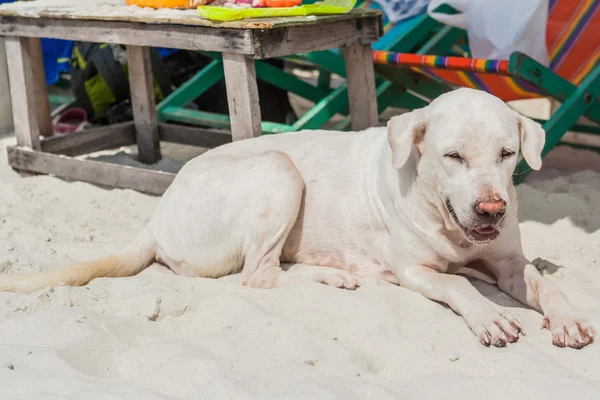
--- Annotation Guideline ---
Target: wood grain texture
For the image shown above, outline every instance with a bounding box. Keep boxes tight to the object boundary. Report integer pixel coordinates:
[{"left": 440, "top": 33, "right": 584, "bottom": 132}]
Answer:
[
  {"left": 0, "top": 3, "right": 381, "bottom": 30},
  {"left": 0, "top": 9, "right": 382, "bottom": 58},
  {"left": 7, "top": 146, "right": 175, "bottom": 195},
  {"left": 41, "top": 122, "right": 136, "bottom": 156},
  {"left": 27, "top": 37, "right": 53, "bottom": 137},
  {"left": 5, "top": 36, "right": 41, "bottom": 150},
  {"left": 127, "top": 45, "right": 161, "bottom": 164},
  {"left": 222, "top": 53, "right": 262, "bottom": 140},
  {"left": 0, "top": 17, "right": 254, "bottom": 54},
  {"left": 344, "top": 43, "right": 379, "bottom": 130},
  {"left": 253, "top": 13, "right": 382, "bottom": 59},
  {"left": 159, "top": 123, "right": 232, "bottom": 148}
]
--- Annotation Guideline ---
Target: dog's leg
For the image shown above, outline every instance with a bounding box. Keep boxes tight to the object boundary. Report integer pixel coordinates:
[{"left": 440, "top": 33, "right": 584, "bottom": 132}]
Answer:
[
  {"left": 241, "top": 239, "right": 361, "bottom": 290},
  {"left": 397, "top": 265, "right": 523, "bottom": 347},
  {"left": 489, "top": 254, "right": 596, "bottom": 349},
  {"left": 214, "top": 154, "right": 359, "bottom": 291},
  {"left": 278, "top": 263, "right": 360, "bottom": 289}
]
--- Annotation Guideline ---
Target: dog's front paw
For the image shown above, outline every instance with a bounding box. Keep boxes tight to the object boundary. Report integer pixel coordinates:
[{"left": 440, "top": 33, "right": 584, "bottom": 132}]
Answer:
[
  {"left": 465, "top": 305, "right": 524, "bottom": 347},
  {"left": 543, "top": 312, "right": 596, "bottom": 349},
  {"left": 317, "top": 270, "right": 361, "bottom": 290}
]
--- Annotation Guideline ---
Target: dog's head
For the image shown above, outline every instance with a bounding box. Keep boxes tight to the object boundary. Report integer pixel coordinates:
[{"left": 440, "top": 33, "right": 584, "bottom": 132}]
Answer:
[{"left": 387, "top": 88, "right": 545, "bottom": 244}]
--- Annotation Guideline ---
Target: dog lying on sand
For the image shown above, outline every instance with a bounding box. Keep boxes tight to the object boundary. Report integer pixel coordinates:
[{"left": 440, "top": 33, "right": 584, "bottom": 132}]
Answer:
[{"left": 0, "top": 88, "right": 594, "bottom": 349}]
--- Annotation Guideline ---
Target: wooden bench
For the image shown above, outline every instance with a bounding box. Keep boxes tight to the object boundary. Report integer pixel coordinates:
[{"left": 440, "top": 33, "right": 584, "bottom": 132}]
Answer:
[{"left": 0, "top": 1, "right": 382, "bottom": 195}]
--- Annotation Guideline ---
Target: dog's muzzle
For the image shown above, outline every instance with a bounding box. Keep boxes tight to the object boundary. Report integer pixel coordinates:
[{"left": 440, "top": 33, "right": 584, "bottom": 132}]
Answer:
[{"left": 445, "top": 200, "right": 504, "bottom": 244}]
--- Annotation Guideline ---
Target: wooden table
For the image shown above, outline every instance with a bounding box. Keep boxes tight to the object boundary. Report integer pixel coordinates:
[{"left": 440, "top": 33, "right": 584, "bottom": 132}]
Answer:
[{"left": 0, "top": 2, "right": 382, "bottom": 195}]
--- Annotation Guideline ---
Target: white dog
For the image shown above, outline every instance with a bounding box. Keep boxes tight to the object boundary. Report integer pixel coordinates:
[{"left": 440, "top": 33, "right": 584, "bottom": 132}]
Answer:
[{"left": 0, "top": 88, "right": 595, "bottom": 349}]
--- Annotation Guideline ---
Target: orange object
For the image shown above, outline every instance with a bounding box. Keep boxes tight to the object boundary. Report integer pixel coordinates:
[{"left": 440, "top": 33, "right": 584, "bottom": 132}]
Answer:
[
  {"left": 264, "top": 0, "right": 302, "bottom": 7},
  {"left": 125, "top": 0, "right": 211, "bottom": 9}
]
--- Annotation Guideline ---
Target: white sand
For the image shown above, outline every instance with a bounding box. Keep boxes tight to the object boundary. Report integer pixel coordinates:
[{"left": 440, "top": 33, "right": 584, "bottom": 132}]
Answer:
[{"left": 1, "top": 126, "right": 600, "bottom": 398}]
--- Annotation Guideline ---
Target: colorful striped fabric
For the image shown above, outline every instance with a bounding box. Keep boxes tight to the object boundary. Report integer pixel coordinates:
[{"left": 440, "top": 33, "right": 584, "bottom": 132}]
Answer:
[
  {"left": 372, "top": 0, "right": 600, "bottom": 101},
  {"left": 372, "top": 52, "right": 511, "bottom": 74}
]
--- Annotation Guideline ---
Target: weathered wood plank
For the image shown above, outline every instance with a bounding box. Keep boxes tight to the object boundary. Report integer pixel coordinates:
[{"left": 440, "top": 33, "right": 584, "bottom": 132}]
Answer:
[
  {"left": 0, "top": 10, "right": 381, "bottom": 58},
  {"left": 5, "top": 36, "right": 41, "bottom": 150},
  {"left": 127, "top": 45, "right": 161, "bottom": 164},
  {"left": 0, "top": 17, "right": 254, "bottom": 55},
  {"left": 0, "top": 3, "right": 381, "bottom": 30},
  {"left": 344, "top": 43, "right": 379, "bottom": 130},
  {"left": 253, "top": 13, "right": 382, "bottom": 59},
  {"left": 28, "top": 37, "right": 53, "bottom": 137},
  {"left": 7, "top": 146, "right": 175, "bottom": 195},
  {"left": 41, "top": 122, "right": 136, "bottom": 156},
  {"left": 159, "top": 123, "right": 232, "bottom": 148},
  {"left": 222, "top": 53, "right": 262, "bottom": 140}
]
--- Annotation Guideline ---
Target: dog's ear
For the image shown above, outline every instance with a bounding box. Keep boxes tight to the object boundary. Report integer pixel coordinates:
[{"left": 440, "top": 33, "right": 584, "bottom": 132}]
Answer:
[
  {"left": 516, "top": 113, "right": 545, "bottom": 171},
  {"left": 387, "top": 110, "right": 427, "bottom": 169}
]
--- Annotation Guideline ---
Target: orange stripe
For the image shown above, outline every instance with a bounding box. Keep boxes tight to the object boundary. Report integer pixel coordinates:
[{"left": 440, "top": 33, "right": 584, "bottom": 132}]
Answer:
[
  {"left": 549, "top": 0, "right": 593, "bottom": 61},
  {"left": 500, "top": 76, "right": 537, "bottom": 98},
  {"left": 423, "top": 55, "right": 437, "bottom": 68},
  {"left": 572, "top": 48, "right": 600, "bottom": 84},
  {"left": 453, "top": 71, "right": 480, "bottom": 89},
  {"left": 473, "top": 59, "right": 486, "bottom": 72}
]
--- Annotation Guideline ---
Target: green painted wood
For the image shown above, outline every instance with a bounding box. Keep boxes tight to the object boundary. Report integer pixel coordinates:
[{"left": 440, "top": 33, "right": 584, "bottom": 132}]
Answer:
[
  {"left": 513, "top": 65, "right": 600, "bottom": 184},
  {"left": 558, "top": 141, "right": 600, "bottom": 153},
  {"left": 317, "top": 69, "right": 332, "bottom": 90},
  {"left": 255, "top": 61, "right": 329, "bottom": 103},
  {"left": 48, "top": 93, "right": 74, "bottom": 107},
  {"left": 156, "top": 59, "right": 224, "bottom": 122},
  {"left": 539, "top": 66, "right": 600, "bottom": 158},
  {"left": 288, "top": 10, "right": 458, "bottom": 129},
  {"left": 202, "top": 51, "right": 328, "bottom": 102},
  {"left": 509, "top": 52, "right": 600, "bottom": 123},
  {"left": 532, "top": 119, "right": 600, "bottom": 136},
  {"left": 333, "top": 115, "right": 351, "bottom": 131},
  {"left": 160, "top": 106, "right": 293, "bottom": 134},
  {"left": 303, "top": 50, "right": 348, "bottom": 77},
  {"left": 386, "top": 88, "right": 429, "bottom": 110},
  {"left": 374, "top": 64, "right": 451, "bottom": 100},
  {"left": 292, "top": 84, "right": 350, "bottom": 130},
  {"left": 416, "top": 26, "right": 466, "bottom": 55},
  {"left": 156, "top": 4, "right": 461, "bottom": 133}
]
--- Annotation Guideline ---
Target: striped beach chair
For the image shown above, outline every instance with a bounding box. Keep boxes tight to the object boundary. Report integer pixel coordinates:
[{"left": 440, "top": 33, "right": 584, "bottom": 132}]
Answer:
[{"left": 372, "top": 0, "right": 600, "bottom": 182}]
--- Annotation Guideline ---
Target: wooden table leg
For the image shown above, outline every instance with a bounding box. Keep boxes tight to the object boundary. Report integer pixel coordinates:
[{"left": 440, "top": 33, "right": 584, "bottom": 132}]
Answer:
[
  {"left": 222, "top": 52, "right": 262, "bottom": 140},
  {"left": 5, "top": 36, "right": 41, "bottom": 150},
  {"left": 28, "top": 38, "right": 54, "bottom": 137},
  {"left": 127, "top": 45, "right": 161, "bottom": 164},
  {"left": 344, "top": 43, "right": 379, "bottom": 131}
]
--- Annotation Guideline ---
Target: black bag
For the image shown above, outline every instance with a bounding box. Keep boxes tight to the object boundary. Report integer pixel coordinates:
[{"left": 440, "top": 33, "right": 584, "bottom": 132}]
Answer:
[{"left": 70, "top": 42, "right": 172, "bottom": 124}]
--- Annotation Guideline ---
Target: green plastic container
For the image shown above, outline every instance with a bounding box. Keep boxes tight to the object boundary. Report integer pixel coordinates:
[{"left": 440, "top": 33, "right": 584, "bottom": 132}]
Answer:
[{"left": 197, "top": 0, "right": 356, "bottom": 22}]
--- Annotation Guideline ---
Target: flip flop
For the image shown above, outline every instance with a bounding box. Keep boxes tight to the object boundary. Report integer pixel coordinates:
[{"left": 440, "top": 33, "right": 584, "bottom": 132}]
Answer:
[{"left": 53, "top": 107, "right": 88, "bottom": 134}]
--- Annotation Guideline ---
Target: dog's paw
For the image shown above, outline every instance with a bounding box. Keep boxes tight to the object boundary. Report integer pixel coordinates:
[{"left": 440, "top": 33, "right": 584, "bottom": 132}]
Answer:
[
  {"left": 543, "top": 312, "right": 596, "bottom": 349},
  {"left": 466, "top": 305, "right": 524, "bottom": 347},
  {"left": 317, "top": 270, "right": 361, "bottom": 291}
]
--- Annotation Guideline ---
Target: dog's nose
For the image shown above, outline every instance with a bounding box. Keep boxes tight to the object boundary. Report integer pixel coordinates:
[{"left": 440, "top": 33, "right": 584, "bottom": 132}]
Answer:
[{"left": 475, "top": 197, "right": 506, "bottom": 220}]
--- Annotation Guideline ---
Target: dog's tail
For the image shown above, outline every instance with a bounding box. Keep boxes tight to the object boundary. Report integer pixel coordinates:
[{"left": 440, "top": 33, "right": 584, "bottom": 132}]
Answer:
[{"left": 0, "top": 229, "right": 156, "bottom": 294}]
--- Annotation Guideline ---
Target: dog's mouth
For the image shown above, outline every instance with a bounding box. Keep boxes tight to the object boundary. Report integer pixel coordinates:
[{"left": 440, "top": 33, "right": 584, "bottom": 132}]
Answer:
[{"left": 445, "top": 200, "right": 500, "bottom": 244}]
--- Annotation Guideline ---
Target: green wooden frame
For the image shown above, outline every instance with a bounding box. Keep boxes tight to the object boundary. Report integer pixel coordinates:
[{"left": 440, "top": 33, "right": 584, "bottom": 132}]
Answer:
[
  {"left": 374, "top": 50, "right": 600, "bottom": 184},
  {"left": 155, "top": 6, "right": 465, "bottom": 133},
  {"left": 507, "top": 53, "right": 600, "bottom": 183}
]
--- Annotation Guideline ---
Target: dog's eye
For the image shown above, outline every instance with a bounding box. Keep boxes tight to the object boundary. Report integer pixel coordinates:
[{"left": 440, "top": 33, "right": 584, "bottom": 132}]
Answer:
[
  {"left": 444, "top": 152, "right": 463, "bottom": 162},
  {"left": 501, "top": 149, "right": 515, "bottom": 159}
]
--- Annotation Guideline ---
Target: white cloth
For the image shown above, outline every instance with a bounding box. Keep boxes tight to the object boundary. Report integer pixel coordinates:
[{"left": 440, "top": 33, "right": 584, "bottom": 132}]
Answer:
[{"left": 427, "top": 0, "right": 549, "bottom": 66}]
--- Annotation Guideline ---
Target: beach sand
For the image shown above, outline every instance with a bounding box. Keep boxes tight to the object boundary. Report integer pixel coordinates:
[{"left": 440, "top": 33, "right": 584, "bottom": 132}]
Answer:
[{"left": 1, "top": 120, "right": 600, "bottom": 399}]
